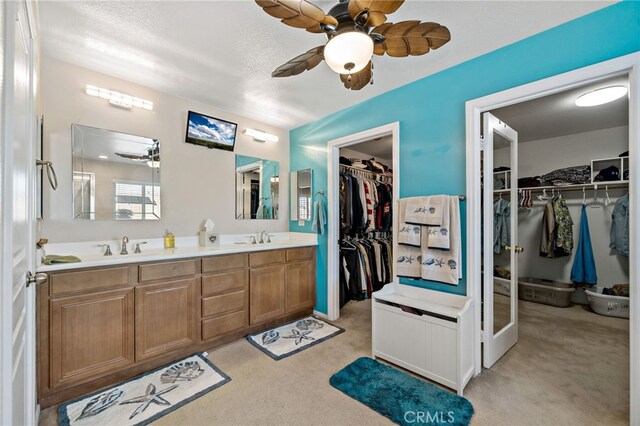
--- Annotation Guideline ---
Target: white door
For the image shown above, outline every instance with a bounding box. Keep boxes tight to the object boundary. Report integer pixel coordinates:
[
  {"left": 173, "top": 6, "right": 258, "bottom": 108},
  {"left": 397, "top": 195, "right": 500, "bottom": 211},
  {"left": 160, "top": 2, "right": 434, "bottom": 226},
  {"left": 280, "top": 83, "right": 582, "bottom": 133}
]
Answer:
[
  {"left": 1, "top": 2, "right": 37, "bottom": 424},
  {"left": 482, "top": 113, "right": 520, "bottom": 368}
]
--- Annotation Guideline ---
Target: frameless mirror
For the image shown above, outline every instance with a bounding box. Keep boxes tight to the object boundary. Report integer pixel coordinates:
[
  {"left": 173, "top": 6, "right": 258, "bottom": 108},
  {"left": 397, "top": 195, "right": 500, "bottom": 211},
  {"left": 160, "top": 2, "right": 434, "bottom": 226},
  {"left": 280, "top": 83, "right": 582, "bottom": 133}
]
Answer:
[
  {"left": 291, "top": 169, "right": 312, "bottom": 221},
  {"left": 72, "top": 124, "right": 160, "bottom": 220},
  {"left": 235, "top": 154, "right": 279, "bottom": 220}
]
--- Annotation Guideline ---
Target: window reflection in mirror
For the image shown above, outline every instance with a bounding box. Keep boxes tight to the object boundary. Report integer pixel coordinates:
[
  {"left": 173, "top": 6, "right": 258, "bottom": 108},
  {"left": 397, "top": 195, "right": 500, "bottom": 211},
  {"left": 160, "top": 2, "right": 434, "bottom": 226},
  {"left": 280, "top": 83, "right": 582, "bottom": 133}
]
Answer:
[
  {"left": 235, "top": 154, "right": 280, "bottom": 220},
  {"left": 291, "top": 169, "right": 312, "bottom": 221},
  {"left": 72, "top": 124, "right": 160, "bottom": 220}
]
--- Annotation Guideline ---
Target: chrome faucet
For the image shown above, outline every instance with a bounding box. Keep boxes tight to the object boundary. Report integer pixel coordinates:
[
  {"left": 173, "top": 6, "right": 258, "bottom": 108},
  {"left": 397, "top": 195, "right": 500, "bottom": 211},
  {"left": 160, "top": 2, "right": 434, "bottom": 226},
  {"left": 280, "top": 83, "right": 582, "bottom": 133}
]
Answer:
[
  {"left": 120, "top": 236, "right": 129, "bottom": 255},
  {"left": 134, "top": 241, "right": 147, "bottom": 254},
  {"left": 259, "top": 230, "right": 270, "bottom": 244},
  {"left": 98, "top": 244, "right": 112, "bottom": 256}
]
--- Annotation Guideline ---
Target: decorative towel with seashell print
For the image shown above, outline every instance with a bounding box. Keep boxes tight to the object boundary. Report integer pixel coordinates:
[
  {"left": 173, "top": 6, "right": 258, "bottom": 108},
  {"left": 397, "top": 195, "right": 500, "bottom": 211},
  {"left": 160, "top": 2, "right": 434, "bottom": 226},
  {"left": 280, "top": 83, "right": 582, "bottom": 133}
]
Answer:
[
  {"left": 57, "top": 353, "right": 230, "bottom": 426},
  {"left": 247, "top": 316, "right": 345, "bottom": 360}
]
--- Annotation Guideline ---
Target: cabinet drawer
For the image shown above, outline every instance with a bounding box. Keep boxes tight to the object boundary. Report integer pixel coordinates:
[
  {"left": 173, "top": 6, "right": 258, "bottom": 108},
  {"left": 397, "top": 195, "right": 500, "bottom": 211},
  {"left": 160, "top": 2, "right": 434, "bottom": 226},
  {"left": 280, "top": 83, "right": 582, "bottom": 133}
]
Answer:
[
  {"left": 202, "top": 290, "right": 245, "bottom": 318},
  {"left": 286, "top": 247, "right": 315, "bottom": 262},
  {"left": 202, "top": 270, "right": 247, "bottom": 297},
  {"left": 202, "top": 253, "right": 247, "bottom": 274},
  {"left": 138, "top": 260, "right": 197, "bottom": 282},
  {"left": 249, "top": 250, "right": 285, "bottom": 267},
  {"left": 50, "top": 267, "right": 130, "bottom": 296},
  {"left": 202, "top": 310, "right": 247, "bottom": 340}
]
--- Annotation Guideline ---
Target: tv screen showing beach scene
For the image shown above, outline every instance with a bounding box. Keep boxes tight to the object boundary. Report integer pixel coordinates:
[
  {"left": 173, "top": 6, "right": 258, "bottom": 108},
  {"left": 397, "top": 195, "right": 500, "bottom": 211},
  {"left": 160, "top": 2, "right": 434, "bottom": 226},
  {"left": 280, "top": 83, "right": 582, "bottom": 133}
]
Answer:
[{"left": 185, "top": 110, "right": 238, "bottom": 151}]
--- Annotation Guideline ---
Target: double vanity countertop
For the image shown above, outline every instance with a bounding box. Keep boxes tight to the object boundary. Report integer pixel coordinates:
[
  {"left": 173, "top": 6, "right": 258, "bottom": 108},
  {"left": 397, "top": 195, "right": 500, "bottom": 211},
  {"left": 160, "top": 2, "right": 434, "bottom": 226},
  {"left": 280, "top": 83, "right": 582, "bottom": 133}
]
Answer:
[{"left": 37, "top": 232, "right": 318, "bottom": 272}]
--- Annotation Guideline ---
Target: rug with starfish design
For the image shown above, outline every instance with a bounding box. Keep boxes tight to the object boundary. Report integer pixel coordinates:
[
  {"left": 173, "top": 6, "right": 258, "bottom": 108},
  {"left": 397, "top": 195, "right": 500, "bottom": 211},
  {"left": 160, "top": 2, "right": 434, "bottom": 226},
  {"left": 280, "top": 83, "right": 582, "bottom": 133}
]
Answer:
[
  {"left": 58, "top": 353, "right": 230, "bottom": 426},
  {"left": 247, "top": 316, "right": 344, "bottom": 360}
]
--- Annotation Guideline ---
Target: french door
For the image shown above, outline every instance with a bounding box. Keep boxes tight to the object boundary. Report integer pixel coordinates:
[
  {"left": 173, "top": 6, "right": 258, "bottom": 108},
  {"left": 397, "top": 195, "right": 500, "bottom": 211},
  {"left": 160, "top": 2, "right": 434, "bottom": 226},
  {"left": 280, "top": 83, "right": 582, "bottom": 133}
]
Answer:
[{"left": 482, "top": 113, "right": 521, "bottom": 368}]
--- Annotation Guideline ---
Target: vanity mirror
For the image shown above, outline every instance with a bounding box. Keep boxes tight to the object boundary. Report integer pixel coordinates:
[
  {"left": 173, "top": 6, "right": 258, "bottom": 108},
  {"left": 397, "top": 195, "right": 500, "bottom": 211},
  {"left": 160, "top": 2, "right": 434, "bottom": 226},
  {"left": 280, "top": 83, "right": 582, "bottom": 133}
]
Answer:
[
  {"left": 72, "top": 124, "right": 161, "bottom": 220},
  {"left": 290, "top": 169, "right": 312, "bottom": 221},
  {"left": 235, "top": 154, "right": 279, "bottom": 220}
]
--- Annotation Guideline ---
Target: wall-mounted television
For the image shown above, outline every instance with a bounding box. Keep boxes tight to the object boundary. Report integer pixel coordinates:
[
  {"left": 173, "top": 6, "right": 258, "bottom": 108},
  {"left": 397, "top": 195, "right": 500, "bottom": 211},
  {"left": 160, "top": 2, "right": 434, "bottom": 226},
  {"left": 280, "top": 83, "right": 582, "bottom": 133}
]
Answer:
[{"left": 185, "top": 110, "right": 238, "bottom": 151}]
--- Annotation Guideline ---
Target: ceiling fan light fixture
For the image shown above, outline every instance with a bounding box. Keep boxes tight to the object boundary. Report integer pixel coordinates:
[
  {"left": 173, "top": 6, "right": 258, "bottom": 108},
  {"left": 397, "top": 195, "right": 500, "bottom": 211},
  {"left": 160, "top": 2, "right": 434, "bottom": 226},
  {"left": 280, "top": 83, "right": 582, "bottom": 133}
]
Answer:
[
  {"left": 324, "top": 31, "right": 373, "bottom": 74},
  {"left": 575, "top": 85, "right": 628, "bottom": 107}
]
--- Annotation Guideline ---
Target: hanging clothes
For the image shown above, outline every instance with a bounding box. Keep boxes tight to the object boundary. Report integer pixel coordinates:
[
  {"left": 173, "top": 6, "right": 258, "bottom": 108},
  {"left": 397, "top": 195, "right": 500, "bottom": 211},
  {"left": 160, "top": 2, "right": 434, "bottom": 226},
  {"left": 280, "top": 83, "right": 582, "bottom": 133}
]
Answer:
[
  {"left": 539, "top": 195, "right": 573, "bottom": 258},
  {"left": 610, "top": 193, "right": 629, "bottom": 256},
  {"left": 493, "top": 198, "right": 510, "bottom": 254},
  {"left": 339, "top": 167, "right": 392, "bottom": 236},
  {"left": 570, "top": 204, "right": 597, "bottom": 284}
]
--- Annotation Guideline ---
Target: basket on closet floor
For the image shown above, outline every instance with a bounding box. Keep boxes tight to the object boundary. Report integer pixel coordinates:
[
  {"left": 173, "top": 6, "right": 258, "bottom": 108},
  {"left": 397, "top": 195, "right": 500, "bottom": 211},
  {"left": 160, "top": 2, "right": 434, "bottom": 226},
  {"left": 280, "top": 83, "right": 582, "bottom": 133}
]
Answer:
[
  {"left": 584, "top": 286, "right": 629, "bottom": 319},
  {"left": 518, "top": 277, "right": 575, "bottom": 307}
]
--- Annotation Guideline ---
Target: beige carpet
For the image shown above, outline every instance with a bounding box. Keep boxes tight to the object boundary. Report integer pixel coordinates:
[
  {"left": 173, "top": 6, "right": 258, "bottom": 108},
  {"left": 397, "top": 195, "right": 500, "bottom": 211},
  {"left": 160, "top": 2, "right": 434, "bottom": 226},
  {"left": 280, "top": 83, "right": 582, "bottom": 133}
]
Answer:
[{"left": 40, "top": 298, "right": 629, "bottom": 425}]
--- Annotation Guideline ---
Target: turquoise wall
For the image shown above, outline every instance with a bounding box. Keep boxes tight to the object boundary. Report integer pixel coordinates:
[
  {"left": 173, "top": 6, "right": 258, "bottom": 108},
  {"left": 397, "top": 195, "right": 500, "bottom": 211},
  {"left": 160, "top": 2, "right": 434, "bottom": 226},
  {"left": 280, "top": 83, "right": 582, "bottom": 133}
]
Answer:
[{"left": 290, "top": 2, "right": 640, "bottom": 314}]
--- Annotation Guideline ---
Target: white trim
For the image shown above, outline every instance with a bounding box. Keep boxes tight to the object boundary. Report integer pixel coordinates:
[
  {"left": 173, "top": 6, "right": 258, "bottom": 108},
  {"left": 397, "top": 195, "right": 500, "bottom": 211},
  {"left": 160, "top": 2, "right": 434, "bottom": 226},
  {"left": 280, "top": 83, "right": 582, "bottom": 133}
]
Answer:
[
  {"left": 326, "top": 122, "right": 399, "bottom": 321},
  {"left": 465, "top": 52, "right": 640, "bottom": 423},
  {"left": 312, "top": 309, "right": 329, "bottom": 320}
]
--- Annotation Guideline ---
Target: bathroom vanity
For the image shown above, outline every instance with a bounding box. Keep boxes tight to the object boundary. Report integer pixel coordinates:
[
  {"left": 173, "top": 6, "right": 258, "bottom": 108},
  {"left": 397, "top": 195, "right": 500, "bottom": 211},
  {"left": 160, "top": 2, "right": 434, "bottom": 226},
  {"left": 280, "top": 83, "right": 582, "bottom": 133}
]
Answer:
[{"left": 36, "top": 243, "right": 316, "bottom": 407}]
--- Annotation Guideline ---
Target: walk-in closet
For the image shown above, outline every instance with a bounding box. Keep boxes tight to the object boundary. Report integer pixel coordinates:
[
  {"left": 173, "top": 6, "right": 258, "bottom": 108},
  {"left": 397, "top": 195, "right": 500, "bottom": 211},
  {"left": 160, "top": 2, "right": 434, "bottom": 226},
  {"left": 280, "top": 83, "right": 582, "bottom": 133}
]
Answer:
[
  {"left": 338, "top": 137, "right": 394, "bottom": 310},
  {"left": 480, "top": 75, "right": 630, "bottom": 421}
]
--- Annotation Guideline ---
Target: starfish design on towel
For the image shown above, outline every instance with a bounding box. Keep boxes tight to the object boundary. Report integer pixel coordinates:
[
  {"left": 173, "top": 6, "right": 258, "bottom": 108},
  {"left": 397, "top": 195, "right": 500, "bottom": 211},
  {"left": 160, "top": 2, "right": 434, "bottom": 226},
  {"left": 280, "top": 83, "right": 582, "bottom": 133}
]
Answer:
[
  {"left": 282, "top": 329, "right": 315, "bottom": 345},
  {"left": 119, "top": 383, "right": 178, "bottom": 420}
]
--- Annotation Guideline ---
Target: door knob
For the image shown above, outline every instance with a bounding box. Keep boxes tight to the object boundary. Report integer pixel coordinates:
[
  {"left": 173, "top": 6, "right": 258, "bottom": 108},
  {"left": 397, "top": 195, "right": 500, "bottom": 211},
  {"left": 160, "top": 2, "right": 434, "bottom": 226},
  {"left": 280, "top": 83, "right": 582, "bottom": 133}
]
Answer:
[{"left": 26, "top": 271, "right": 48, "bottom": 287}]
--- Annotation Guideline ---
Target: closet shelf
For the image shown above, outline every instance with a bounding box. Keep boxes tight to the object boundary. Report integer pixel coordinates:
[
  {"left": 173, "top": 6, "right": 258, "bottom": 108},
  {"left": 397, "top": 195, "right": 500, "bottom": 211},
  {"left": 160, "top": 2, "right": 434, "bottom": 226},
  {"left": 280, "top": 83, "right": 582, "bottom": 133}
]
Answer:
[{"left": 494, "top": 181, "right": 629, "bottom": 195}]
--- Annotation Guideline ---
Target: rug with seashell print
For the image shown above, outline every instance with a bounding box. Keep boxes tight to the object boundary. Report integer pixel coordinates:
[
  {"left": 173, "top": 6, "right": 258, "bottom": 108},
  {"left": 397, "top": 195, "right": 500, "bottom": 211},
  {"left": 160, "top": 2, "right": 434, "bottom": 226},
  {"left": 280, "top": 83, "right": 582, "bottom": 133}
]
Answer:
[
  {"left": 58, "top": 353, "right": 230, "bottom": 426},
  {"left": 247, "top": 316, "right": 345, "bottom": 360}
]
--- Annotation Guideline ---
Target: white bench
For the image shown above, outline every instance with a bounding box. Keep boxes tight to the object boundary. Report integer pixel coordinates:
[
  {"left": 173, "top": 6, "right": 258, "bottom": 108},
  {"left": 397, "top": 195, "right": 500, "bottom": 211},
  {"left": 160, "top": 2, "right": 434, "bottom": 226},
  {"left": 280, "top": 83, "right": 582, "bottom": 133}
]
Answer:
[{"left": 372, "top": 283, "right": 474, "bottom": 395}]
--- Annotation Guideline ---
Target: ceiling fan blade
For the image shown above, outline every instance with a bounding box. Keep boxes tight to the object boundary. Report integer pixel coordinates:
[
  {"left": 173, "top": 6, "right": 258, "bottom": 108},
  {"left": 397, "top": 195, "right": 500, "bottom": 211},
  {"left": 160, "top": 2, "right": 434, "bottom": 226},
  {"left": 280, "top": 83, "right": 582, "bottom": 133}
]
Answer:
[
  {"left": 340, "top": 61, "right": 372, "bottom": 90},
  {"left": 256, "top": 0, "right": 338, "bottom": 32},
  {"left": 372, "top": 20, "right": 450, "bottom": 57},
  {"left": 272, "top": 46, "right": 325, "bottom": 78},
  {"left": 348, "top": 0, "right": 404, "bottom": 27}
]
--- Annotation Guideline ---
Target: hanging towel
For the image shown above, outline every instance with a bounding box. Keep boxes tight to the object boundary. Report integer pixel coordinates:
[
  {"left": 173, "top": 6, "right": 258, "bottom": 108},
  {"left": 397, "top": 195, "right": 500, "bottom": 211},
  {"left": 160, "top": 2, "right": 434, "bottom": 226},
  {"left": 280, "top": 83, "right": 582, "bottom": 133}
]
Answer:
[
  {"left": 421, "top": 196, "right": 461, "bottom": 284},
  {"left": 43, "top": 255, "right": 81, "bottom": 265},
  {"left": 397, "top": 198, "right": 421, "bottom": 247},
  {"left": 395, "top": 243, "right": 421, "bottom": 278},
  {"left": 404, "top": 195, "right": 445, "bottom": 226},
  {"left": 256, "top": 202, "right": 268, "bottom": 219},
  {"left": 570, "top": 204, "right": 597, "bottom": 285},
  {"left": 427, "top": 197, "right": 450, "bottom": 250},
  {"left": 312, "top": 199, "right": 327, "bottom": 235}
]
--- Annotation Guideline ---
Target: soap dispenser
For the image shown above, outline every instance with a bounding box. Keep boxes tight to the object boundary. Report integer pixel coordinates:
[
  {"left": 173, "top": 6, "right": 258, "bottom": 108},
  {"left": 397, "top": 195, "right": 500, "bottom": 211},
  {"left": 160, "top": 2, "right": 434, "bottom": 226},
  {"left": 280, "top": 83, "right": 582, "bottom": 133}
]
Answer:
[{"left": 164, "top": 229, "right": 175, "bottom": 249}]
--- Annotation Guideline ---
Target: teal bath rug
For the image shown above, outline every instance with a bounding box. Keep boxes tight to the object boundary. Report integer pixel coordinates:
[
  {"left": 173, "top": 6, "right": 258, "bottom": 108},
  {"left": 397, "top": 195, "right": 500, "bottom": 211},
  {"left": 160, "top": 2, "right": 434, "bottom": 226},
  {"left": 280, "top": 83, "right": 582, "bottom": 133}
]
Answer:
[
  {"left": 330, "top": 357, "right": 474, "bottom": 426},
  {"left": 58, "top": 353, "right": 230, "bottom": 426},
  {"left": 247, "top": 316, "right": 344, "bottom": 360}
]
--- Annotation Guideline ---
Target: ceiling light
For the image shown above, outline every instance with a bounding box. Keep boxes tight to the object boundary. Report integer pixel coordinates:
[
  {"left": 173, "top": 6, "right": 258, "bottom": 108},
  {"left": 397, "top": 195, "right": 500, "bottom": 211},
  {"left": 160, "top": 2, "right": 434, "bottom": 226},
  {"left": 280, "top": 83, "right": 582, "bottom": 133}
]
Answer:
[
  {"left": 98, "top": 155, "right": 108, "bottom": 160},
  {"left": 575, "top": 85, "right": 628, "bottom": 107},
  {"left": 86, "top": 84, "right": 154, "bottom": 111},
  {"left": 324, "top": 31, "right": 374, "bottom": 74},
  {"left": 147, "top": 160, "right": 160, "bottom": 168},
  {"left": 244, "top": 128, "right": 279, "bottom": 143}
]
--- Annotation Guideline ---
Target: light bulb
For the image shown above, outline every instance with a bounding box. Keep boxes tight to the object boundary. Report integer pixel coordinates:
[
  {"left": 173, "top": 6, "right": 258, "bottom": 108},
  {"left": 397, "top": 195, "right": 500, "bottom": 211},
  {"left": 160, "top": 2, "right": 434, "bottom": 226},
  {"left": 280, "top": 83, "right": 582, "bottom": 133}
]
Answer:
[{"left": 324, "top": 31, "right": 374, "bottom": 74}]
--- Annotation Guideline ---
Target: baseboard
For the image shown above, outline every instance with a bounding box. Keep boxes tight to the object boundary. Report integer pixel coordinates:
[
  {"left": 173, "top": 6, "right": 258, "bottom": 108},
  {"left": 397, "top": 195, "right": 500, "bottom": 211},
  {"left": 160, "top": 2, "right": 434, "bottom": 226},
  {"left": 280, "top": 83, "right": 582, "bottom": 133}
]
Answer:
[{"left": 313, "top": 310, "right": 329, "bottom": 320}]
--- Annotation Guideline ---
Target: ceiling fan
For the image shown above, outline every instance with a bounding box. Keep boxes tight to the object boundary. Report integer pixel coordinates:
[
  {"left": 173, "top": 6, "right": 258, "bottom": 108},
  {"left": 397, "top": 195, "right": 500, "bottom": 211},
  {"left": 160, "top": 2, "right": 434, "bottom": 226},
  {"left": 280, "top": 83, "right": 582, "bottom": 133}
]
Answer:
[
  {"left": 115, "top": 141, "right": 160, "bottom": 164},
  {"left": 256, "top": 0, "right": 451, "bottom": 90}
]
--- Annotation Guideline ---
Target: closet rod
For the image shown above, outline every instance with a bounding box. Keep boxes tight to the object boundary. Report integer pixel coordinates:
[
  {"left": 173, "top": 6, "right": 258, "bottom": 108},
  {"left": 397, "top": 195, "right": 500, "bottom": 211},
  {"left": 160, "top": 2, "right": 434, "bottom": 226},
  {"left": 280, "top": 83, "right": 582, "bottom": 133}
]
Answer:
[
  {"left": 339, "top": 163, "right": 392, "bottom": 178},
  {"left": 493, "top": 181, "right": 628, "bottom": 194}
]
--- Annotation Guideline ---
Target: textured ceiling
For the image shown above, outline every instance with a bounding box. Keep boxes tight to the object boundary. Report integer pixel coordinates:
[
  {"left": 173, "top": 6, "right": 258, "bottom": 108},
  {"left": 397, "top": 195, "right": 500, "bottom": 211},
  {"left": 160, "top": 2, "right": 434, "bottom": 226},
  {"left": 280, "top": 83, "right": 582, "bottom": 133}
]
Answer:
[
  {"left": 492, "top": 75, "right": 629, "bottom": 142},
  {"left": 39, "top": 1, "right": 614, "bottom": 129}
]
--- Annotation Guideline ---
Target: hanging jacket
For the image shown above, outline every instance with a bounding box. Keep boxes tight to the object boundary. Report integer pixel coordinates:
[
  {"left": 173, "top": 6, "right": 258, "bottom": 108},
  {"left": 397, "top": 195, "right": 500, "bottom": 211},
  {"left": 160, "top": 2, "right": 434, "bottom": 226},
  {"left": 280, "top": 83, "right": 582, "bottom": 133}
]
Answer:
[
  {"left": 553, "top": 195, "right": 573, "bottom": 256},
  {"left": 570, "top": 204, "right": 597, "bottom": 284},
  {"left": 539, "top": 199, "right": 556, "bottom": 257},
  {"left": 610, "top": 193, "right": 629, "bottom": 256},
  {"left": 493, "top": 198, "right": 510, "bottom": 254}
]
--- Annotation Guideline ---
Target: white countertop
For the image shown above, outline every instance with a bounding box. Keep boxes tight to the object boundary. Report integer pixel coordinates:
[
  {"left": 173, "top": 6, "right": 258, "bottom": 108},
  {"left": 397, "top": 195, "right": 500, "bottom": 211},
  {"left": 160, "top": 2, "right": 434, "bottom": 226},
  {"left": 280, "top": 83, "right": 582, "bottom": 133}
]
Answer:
[{"left": 37, "top": 232, "right": 317, "bottom": 272}]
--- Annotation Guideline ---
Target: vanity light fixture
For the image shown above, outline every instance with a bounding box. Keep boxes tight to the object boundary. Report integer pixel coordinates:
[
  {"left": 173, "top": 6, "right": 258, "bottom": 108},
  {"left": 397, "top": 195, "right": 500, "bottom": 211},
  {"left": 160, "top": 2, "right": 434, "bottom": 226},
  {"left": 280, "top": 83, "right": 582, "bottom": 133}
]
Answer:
[
  {"left": 575, "top": 85, "right": 628, "bottom": 107},
  {"left": 85, "top": 84, "right": 154, "bottom": 111},
  {"left": 243, "top": 128, "right": 279, "bottom": 143}
]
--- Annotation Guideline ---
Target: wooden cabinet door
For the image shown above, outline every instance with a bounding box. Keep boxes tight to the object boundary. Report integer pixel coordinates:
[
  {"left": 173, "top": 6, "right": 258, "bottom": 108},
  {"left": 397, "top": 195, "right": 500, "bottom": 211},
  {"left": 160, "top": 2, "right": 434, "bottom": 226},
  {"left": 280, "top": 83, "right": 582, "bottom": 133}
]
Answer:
[
  {"left": 135, "top": 279, "right": 197, "bottom": 362},
  {"left": 49, "top": 288, "right": 134, "bottom": 389},
  {"left": 285, "top": 260, "right": 316, "bottom": 313},
  {"left": 250, "top": 265, "right": 285, "bottom": 325}
]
